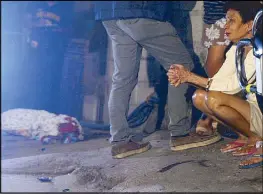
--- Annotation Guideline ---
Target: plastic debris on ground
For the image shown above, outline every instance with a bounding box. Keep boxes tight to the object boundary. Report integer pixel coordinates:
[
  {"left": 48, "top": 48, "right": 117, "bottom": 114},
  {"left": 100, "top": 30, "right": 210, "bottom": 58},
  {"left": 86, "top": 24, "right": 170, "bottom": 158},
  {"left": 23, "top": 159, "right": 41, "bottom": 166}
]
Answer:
[{"left": 37, "top": 177, "right": 52, "bottom": 182}]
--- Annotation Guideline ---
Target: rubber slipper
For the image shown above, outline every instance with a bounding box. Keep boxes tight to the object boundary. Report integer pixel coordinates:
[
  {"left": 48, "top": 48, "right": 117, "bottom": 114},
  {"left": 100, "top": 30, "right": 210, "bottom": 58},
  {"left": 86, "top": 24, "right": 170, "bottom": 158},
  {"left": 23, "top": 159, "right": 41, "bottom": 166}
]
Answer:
[
  {"left": 220, "top": 141, "right": 246, "bottom": 153},
  {"left": 239, "top": 154, "right": 263, "bottom": 169},
  {"left": 234, "top": 141, "right": 263, "bottom": 157}
]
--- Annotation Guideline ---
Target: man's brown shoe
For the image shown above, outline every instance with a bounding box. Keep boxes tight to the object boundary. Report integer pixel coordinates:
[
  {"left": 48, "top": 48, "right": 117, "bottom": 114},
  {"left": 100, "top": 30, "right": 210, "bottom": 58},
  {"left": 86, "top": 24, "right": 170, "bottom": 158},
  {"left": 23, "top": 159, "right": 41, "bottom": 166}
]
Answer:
[
  {"left": 170, "top": 132, "right": 222, "bottom": 151},
  {"left": 111, "top": 141, "right": 151, "bottom": 159}
]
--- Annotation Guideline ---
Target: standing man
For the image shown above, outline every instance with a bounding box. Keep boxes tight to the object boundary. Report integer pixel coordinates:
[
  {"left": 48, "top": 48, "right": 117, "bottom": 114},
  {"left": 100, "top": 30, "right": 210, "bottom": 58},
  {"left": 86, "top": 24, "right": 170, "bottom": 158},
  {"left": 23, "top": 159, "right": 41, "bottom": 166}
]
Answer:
[
  {"left": 24, "top": 1, "right": 73, "bottom": 114},
  {"left": 94, "top": 1, "right": 220, "bottom": 159}
]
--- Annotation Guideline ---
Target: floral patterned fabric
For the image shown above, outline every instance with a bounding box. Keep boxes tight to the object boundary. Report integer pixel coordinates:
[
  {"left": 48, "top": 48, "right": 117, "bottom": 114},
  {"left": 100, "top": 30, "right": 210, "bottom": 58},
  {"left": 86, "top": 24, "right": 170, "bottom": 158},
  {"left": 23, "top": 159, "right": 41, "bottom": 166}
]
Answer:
[{"left": 202, "top": 17, "right": 230, "bottom": 48}]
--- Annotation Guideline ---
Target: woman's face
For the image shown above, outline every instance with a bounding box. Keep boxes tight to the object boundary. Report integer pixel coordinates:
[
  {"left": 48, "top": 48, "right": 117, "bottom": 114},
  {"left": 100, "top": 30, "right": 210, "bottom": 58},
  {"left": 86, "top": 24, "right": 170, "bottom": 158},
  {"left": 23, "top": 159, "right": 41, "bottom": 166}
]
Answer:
[{"left": 224, "top": 9, "right": 253, "bottom": 43}]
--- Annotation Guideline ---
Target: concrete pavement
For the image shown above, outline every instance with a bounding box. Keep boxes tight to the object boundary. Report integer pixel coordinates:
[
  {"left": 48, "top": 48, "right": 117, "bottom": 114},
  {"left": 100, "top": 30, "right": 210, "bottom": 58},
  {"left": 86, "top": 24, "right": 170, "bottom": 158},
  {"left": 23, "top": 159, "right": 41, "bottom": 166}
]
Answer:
[{"left": 1, "top": 130, "right": 262, "bottom": 192}]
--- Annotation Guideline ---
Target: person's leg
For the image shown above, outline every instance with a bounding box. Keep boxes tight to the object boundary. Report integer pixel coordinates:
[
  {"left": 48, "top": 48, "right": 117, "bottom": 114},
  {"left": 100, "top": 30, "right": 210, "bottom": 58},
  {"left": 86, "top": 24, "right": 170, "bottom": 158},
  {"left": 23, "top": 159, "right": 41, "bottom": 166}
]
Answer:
[
  {"left": 22, "top": 46, "right": 40, "bottom": 109},
  {"left": 117, "top": 18, "right": 224, "bottom": 150},
  {"left": 192, "top": 90, "right": 217, "bottom": 135},
  {"left": 186, "top": 89, "right": 262, "bottom": 152},
  {"left": 193, "top": 89, "right": 247, "bottom": 152},
  {"left": 193, "top": 90, "right": 237, "bottom": 136},
  {"left": 103, "top": 20, "right": 151, "bottom": 158},
  {"left": 231, "top": 99, "right": 262, "bottom": 156},
  {"left": 155, "top": 66, "right": 169, "bottom": 130},
  {"left": 48, "top": 38, "right": 67, "bottom": 114},
  {"left": 103, "top": 20, "right": 142, "bottom": 142},
  {"left": 196, "top": 45, "right": 228, "bottom": 136},
  {"left": 198, "top": 17, "right": 231, "bottom": 134},
  {"left": 118, "top": 18, "right": 192, "bottom": 137},
  {"left": 39, "top": 45, "right": 57, "bottom": 113},
  {"left": 32, "top": 46, "right": 52, "bottom": 111},
  {"left": 205, "top": 91, "right": 251, "bottom": 136},
  {"left": 206, "top": 91, "right": 262, "bottom": 156},
  {"left": 205, "top": 91, "right": 262, "bottom": 155}
]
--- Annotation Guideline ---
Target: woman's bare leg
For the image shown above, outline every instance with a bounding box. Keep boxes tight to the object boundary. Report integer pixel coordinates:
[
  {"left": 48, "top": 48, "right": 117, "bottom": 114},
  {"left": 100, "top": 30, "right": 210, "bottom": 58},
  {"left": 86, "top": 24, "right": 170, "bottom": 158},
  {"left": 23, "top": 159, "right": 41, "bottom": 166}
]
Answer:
[
  {"left": 192, "top": 90, "right": 251, "bottom": 152},
  {"left": 205, "top": 91, "right": 262, "bottom": 150},
  {"left": 193, "top": 90, "right": 215, "bottom": 135},
  {"left": 192, "top": 90, "right": 243, "bottom": 135},
  {"left": 196, "top": 45, "right": 228, "bottom": 134},
  {"left": 192, "top": 89, "right": 220, "bottom": 123}
]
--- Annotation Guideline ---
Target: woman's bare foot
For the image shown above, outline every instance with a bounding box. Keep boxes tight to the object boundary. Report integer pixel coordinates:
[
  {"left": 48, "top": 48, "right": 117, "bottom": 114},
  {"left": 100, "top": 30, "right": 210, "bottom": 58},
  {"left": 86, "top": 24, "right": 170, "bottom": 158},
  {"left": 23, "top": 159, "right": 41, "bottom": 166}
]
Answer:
[
  {"left": 196, "top": 118, "right": 214, "bottom": 136},
  {"left": 239, "top": 141, "right": 263, "bottom": 169},
  {"left": 220, "top": 134, "right": 248, "bottom": 153},
  {"left": 232, "top": 137, "right": 262, "bottom": 156},
  {"left": 220, "top": 139, "right": 247, "bottom": 153}
]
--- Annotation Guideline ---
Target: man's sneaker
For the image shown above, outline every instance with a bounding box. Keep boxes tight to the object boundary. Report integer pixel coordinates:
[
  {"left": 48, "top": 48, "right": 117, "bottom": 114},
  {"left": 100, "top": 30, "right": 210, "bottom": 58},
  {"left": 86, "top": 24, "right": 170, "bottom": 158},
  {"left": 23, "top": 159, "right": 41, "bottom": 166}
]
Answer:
[
  {"left": 170, "top": 132, "right": 222, "bottom": 151},
  {"left": 111, "top": 141, "right": 151, "bottom": 159}
]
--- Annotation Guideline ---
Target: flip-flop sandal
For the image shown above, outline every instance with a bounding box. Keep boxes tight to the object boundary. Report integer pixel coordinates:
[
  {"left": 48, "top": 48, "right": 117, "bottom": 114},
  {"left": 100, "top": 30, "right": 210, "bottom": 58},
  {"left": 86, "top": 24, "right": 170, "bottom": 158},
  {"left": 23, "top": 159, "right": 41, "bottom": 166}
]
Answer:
[
  {"left": 232, "top": 144, "right": 257, "bottom": 156},
  {"left": 239, "top": 154, "right": 263, "bottom": 169},
  {"left": 220, "top": 141, "right": 246, "bottom": 153},
  {"left": 239, "top": 141, "right": 263, "bottom": 168}
]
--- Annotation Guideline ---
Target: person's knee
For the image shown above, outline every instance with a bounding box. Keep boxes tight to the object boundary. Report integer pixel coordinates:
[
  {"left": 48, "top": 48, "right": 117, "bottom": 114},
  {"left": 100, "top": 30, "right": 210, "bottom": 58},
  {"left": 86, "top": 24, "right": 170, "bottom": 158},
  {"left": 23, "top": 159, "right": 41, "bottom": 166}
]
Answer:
[
  {"left": 111, "top": 74, "right": 138, "bottom": 89},
  {"left": 192, "top": 89, "right": 206, "bottom": 108},
  {"left": 205, "top": 91, "right": 222, "bottom": 111}
]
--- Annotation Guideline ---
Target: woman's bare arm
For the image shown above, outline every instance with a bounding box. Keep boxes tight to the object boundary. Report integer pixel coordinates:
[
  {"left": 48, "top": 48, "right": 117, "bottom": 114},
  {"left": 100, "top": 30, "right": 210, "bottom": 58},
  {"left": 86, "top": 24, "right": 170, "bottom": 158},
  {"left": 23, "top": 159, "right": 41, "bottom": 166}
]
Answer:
[
  {"left": 186, "top": 71, "right": 209, "bottom": 89},
  {"left": 205, "top": 45, "right": 227, "bottom": 77},
  {"left": 167, "top": 64, "right": 209, "bottom": 89}
]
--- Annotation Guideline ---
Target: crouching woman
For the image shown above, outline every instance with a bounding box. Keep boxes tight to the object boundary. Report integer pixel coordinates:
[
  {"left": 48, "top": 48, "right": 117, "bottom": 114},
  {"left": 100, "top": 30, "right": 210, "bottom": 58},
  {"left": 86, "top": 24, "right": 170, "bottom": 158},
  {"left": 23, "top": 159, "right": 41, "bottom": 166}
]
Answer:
[{"left": 167, "top": 1, "right": 262, "bottom": 169}]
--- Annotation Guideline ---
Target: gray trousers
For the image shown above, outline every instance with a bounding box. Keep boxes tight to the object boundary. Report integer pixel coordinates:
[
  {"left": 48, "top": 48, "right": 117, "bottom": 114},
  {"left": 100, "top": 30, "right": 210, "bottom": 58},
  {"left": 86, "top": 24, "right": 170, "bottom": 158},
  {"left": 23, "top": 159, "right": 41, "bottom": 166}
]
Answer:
[{"left": 103, "top": 18, "right": 194, "bottom": 142}]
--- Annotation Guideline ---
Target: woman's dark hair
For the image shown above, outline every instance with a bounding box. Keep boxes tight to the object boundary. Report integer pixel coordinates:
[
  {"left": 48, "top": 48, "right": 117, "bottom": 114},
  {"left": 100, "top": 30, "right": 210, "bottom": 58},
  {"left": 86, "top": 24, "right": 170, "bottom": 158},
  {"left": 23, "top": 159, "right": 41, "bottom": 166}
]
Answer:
[
  {"left": 224, "top": 1, "right": 262, "bottom": 23},
  {"left": 225, "top": 1, "right": 262, "bottom": 39}
]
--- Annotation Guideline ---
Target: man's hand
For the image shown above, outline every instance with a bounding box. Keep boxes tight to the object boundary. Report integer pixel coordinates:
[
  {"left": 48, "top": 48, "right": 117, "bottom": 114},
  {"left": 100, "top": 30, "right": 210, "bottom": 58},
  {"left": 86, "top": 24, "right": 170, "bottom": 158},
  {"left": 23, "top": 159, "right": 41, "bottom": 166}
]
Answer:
[{"left": 167, "top": 64, "right": 190, "bottom": 87}]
